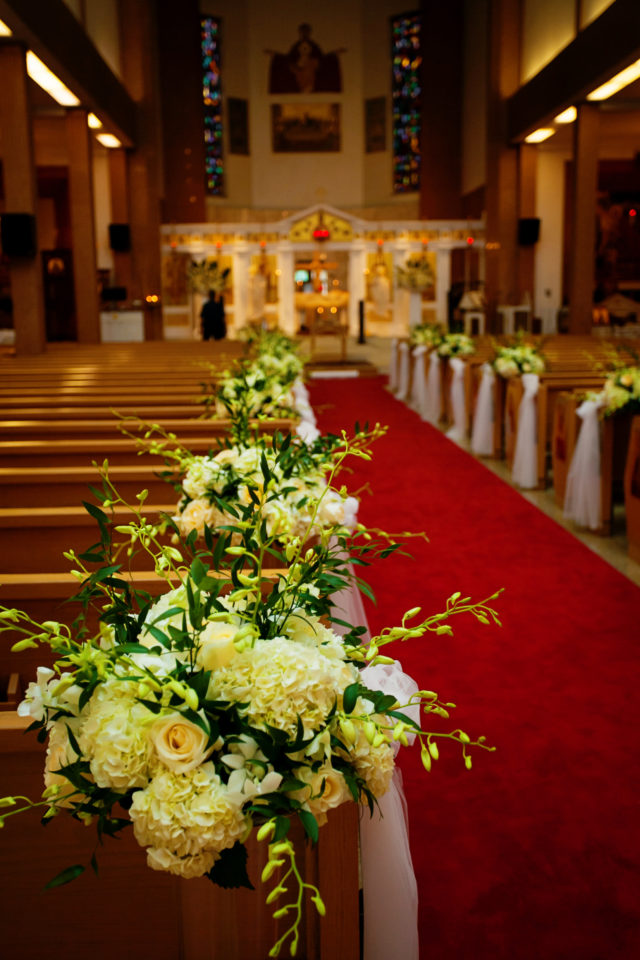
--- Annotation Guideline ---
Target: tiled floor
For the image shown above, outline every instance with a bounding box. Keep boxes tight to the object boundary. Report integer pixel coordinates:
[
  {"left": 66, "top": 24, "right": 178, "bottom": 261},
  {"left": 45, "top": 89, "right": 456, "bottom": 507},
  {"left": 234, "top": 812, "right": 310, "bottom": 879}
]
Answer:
[{"left": 302, "top": 333, "right": 640, "bottom": 589}]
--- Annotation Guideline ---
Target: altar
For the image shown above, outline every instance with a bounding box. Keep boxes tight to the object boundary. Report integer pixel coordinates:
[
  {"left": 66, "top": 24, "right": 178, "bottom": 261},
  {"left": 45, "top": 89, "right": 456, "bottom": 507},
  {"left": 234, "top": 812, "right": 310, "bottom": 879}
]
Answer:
[{"left": 160, "top": 205, "right": 484, "bottom": 339}]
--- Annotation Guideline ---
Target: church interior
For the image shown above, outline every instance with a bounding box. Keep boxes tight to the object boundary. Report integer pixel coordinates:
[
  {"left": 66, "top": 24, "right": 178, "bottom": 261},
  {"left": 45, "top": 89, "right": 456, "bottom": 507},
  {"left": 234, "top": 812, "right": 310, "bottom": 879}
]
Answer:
[{"left": 1, "top": 1, "right": 640, "bottom": 959}]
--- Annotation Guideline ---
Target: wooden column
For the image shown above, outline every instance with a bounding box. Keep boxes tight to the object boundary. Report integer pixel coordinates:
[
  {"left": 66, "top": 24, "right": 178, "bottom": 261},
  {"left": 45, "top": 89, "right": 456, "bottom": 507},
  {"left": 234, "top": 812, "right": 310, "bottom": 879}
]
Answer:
[
  {"left": 0, "top": 42, "right": 46, "bottom": 355},
  {"left": 66, "top": 108, "right": 100, "bottom": 343},
  {"left": 484, "top": 0, "right": 521, "bottom": 331},
  {"left": 108, "top": 148, "right": 133, "bottom": 295},
  {"left": 419, "top": 0, "right": 463, "bottom": 219},
  {"left": 119, "top": 0, "right": 164, "bottom": 339},
  {"left": 568, "top": 103, "right": 599, "bottom": 334},
  {"left": 517, "top": 143, "right": 537, "bottom": 305}
]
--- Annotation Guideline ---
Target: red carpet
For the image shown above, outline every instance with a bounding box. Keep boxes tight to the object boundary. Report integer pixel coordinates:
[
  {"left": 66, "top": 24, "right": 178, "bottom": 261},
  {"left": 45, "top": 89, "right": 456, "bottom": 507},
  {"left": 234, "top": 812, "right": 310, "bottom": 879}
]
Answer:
[{"left": 310, "top": 375, "right": 640, "bottom": 960}]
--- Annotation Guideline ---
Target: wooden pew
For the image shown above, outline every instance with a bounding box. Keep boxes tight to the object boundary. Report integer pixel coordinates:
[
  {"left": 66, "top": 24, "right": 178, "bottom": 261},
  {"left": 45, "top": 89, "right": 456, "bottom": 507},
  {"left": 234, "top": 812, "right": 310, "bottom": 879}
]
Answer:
[
  {"left": 0, "top": 465, "right": 177, "bottom": 508},
  {"left": 624, "top": 416, "right": 640, "bottom": 562}
]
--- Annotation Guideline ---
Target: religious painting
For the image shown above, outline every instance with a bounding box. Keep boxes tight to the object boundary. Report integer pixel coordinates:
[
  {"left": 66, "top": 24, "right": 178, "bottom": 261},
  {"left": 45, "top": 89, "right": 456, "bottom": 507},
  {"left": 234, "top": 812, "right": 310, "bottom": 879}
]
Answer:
[
  {"left": 365, "top": 96, "right": 386, "bottom": 153},
  {"left": 271, "top": 104, "right": 340, "bottom": 153},
  {"left": 265, "top": 23, "right": 344, "bottom": 93},
  {"left": 227, "top": 97, "right": 249, "bottom": 155}
]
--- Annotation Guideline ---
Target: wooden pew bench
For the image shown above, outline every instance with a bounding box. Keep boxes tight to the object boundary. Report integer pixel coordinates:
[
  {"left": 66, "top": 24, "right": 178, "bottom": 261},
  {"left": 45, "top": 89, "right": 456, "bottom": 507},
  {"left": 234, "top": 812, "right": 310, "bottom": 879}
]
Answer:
[{"left": 0, "top": 465, "right": 177, "bottom": 508}]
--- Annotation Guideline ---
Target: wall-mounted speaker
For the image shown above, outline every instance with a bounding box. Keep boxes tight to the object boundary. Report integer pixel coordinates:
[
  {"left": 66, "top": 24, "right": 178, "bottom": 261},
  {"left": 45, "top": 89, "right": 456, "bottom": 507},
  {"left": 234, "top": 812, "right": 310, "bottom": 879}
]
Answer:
[
  {"left": 108, "top": 223, "right": 131, "bottom": 253},
  {"left": 518, "top": 217, "right": 540, "bottom": 246},
  {"left": 0, "top": 213, "right": 37, "bottom": 258}
]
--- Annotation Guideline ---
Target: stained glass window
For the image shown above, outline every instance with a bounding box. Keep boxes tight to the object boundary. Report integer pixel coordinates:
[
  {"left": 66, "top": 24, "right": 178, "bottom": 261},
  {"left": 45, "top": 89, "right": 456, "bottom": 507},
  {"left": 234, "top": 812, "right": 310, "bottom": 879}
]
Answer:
[
  {"left": 201, "top": 17, "right": 224, "bottom": 196},
  {"left": 391, "top": 12, "right": 422, "bottom": 194}
]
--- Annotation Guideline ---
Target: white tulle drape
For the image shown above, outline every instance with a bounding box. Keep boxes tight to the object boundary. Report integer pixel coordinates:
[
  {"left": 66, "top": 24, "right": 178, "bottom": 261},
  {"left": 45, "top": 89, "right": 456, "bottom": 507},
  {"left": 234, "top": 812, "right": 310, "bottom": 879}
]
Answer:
[
  {"left": 389, "top": 338, "right": 399, "bottom": 393},
  {"left": 423, "top": 350, "right": 442, "bottom": 424},
  {"left": 563, "top": 400, "right": 603, "bottom": 530},
  {"left": 410, "top": 345, "right": 428, "bottom": 414},
  {"left": 396, "top": 342, "right": 410, "bottom": 401},
  {"left": 446, "top": 357, "right": 467, "bottom": 440},
  {"left": 359, "top": 660, "right": 420, "bottom": 960},
  {"left": 511, "top": 373, "right": 539, "bottom": 489},
  {"left": 471, "top": 364, "right": 495, "bottom": 456},
  {"left": 331, "top": 579, "right": 419, "bottom": 960}
]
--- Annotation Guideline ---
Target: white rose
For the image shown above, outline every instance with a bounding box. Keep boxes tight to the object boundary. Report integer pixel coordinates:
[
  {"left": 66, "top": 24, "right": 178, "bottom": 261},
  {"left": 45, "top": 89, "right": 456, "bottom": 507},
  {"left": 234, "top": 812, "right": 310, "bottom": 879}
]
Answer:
[
  {"left": 150, "top": 713, "right": 214, "bottom": 774},
  {"left": 289, "top": 763, "right": 351, "bottom": 825},
  {"left": 197, "top": 620, "right": 239, "bottom": 671}
]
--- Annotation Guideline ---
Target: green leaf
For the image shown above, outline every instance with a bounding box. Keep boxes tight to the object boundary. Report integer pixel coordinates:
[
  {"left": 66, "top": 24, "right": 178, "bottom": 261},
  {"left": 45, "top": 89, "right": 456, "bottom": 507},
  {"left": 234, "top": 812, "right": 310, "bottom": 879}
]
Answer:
[
  {"left": 207, "top": 842, "right": 254, "bottom": 890},
  {"left": 90, "top": 852, "right": 99, "bottom": 875},
  {"left": 190, "top": 556, "right": 206, "bottom": 586},
  {"left": 342, "top": 682, "right": 361, "bottom": 715},
  {"left": 44, "top": 864, "right": 85, "bottom": 889},
  {"left": 298, "top": 808, "right": 319, "bottom": 844}
]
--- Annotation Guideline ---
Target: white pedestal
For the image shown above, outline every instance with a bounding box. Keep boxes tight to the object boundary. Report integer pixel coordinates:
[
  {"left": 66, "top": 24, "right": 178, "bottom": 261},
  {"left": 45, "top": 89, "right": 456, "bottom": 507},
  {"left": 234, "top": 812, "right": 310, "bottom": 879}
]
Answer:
[{"left": 100, "top": 310, "right": 145, "bottom": 342}]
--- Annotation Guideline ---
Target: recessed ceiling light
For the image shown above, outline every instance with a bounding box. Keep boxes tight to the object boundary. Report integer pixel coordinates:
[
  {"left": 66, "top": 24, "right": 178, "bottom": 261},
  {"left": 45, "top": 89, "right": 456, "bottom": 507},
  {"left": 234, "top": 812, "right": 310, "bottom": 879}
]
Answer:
[
  {"left": 524, "top": 128, "right": 555, "bottom": 144},
  {"left": 554, "top": 106, "right": 577, "bottom": 124},
  {"left": 96, "top": 133, "right": 122, "bottom": 148}
]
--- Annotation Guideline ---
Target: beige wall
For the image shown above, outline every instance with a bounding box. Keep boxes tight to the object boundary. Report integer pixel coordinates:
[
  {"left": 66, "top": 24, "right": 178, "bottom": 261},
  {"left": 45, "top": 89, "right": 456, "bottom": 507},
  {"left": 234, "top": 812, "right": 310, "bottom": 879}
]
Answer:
[
  {"left": 61, "top": 0, "right": 121, "bottom": 78},
  {"left": 580, "top": 0, "right": 615, "bottom": 28},
  {"left": 201, "top": 0, "right": 416, "bottom": 214},
  {"left": 521, "top": 0, "right": 576, "bottom": 83},
  {"left": 535, "top": 146, "right": 568, "bottom": 324}
]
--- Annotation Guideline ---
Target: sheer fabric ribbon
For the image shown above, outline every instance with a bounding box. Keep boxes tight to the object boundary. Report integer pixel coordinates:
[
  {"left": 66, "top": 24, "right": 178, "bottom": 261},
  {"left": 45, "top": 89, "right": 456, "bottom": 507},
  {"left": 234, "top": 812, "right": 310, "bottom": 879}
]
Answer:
[
  {"left": 389, "top": 338, "right": 399, "bottom": 393},
  {"left": 446, "top": 357, "right": 467, "bottom": 440},
  {"left": 410, "top": 345, "right": 428, "bottom": 417},
  {"left": 471, "top": 363, "right": 495, "bottom": 456},
  {"left": 396, "top": 342, "right": 410, "bottom": 401},
  {"left": 564, "top": 400, "right": 603, "bottom": 530},
  {"left": 423, "top": 350, "right": 442, "bottom": 424},
  {"left": 511, "top": 373, "right": 539, "bottom": 489}
]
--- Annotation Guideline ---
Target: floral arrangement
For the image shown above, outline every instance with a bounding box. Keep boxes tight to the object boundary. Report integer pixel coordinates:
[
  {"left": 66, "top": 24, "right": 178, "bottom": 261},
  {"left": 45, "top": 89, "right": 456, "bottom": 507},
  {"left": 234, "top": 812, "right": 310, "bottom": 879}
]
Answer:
[
  {"left": 436, "top": 333, "right": 476, "bottom": 358},
  {"left": 186, "top": 259, "right": 230, "bottom": 295},
  {"left": 171, "top": 430, "right": 363, "bottom": 544},
  {"left": 396, "top": 254, "right": 435, "bottom": 293},
  {"left": 1, "top": 344, "right": 502, "bottom": 958},
  {"left": 409, "top": 322, "right": 445, "bottom": 348},
  {"left": 493, "top": 343, "right": 545, "bottom": 378},
  {"left": 588, "top": 365, "right": 640, "bottom": 416}
]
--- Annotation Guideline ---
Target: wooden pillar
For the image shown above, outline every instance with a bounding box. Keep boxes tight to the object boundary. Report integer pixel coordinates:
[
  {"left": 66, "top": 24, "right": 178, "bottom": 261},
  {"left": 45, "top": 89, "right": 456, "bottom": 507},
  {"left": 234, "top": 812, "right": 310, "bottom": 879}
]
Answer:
[
  {"left": 517, "top": 143, "right": 537, "bottom": 306},
  {"left": 484, "top": 0, "right": 521, "bottom": 330},
  {"left": 66, "top": 107, "right": 100, "bottom": 343},
  {"left": 419, "top": 0, "right": 463, "bottom": 219},
  {"left": 108, "top": 148, "right": 133, "bottom": 295},
  {"left": 0, "top": 42, "right": 46, "bottom": 355},
  {"left": 568, "top": 103, "right": 599, "bottom": 334},
  {"left": 119, "top": 0, "right": 164, "bottom": 339}
]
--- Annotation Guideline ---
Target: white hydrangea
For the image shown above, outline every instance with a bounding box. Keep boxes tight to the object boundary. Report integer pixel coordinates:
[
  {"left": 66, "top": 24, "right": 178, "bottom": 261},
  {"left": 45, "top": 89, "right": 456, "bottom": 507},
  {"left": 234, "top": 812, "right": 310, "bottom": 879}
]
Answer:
[
  {"left": 78, "top": 679, "right": 155, "bottom": 792},
  {"left": 146, "top": 846, "right": 217, "bottom": 878},
  {"left": 339, "top": 724, "right": 395, "bottom": 798},
  {"left": 282, "top": 610, "right": 348, "bottom": 662},
  {"left": 130, "top": 762, "right": 247, "bottom": 860},
  {"left": 208, "top": 636, "right": 357, "bottom": 735}
]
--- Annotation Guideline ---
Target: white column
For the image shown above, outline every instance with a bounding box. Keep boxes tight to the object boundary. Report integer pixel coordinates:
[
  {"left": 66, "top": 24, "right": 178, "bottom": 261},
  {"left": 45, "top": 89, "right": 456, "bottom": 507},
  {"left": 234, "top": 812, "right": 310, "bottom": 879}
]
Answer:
[
  {"left": 348, "top": 241, "right": 367, "bottom": 336},
  {"left": 435, "top": 246, "right": 452, "bottom": 326},
  {"left": 276, "top": 243, "right": 296, "bottom": 335},
  {"left": 232, "top": 243, "right": 250, "bottom": 331}
]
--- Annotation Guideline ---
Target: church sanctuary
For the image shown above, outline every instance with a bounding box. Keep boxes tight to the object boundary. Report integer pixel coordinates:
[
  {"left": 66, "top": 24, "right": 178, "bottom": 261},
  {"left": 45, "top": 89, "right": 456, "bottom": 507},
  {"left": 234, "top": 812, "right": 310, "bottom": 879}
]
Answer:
[{"left": 2, "top": 1, "right": 640, "bottom": 959}]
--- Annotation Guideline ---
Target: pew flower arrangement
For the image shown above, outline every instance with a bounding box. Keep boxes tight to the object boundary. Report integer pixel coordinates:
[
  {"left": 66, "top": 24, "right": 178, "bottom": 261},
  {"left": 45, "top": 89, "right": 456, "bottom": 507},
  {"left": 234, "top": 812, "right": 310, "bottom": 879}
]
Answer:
[
  {"left": 186, "top": 259, "right": 231, "bottom": 295},
  {"left": 396, "top": 253, "right": 435, "bottom": 292},
  {"left": 493, "top": 343, "right": 545, "bottom": 379},
  {"left": 409, "top": 322, "right": 445, "bottom": 348},
  {"left": 436, "top": 333, "right": 475, "bottom": 358},
  {"left": 588, "top": 365, "right": 640, "bottom": 416},
  {"left": 0, "top": 424, "right": 502, "bottom": 958}
]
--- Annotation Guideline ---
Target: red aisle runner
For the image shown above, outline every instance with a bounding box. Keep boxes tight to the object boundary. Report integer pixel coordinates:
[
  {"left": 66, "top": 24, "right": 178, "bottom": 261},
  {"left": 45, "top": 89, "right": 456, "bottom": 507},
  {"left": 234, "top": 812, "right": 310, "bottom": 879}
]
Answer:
[{"left": 310, "top": 375, "right": 640, "bottom": 960}]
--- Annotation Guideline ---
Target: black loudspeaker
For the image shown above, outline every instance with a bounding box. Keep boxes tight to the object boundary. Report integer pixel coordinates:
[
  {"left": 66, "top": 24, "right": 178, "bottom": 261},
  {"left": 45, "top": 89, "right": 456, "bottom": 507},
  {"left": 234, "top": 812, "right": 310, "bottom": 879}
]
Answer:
[
  {"left": 101, "top": 286, "right": 127, "bottom": 303},
  {"left": 108, "top": 223, "right": 131, "bottom": 252},
  {"left": 0, "top": 213, "right": 37, "bottom": 258},
  {"left": 518, "top": 217, "right": 540, "bottom": 246}
]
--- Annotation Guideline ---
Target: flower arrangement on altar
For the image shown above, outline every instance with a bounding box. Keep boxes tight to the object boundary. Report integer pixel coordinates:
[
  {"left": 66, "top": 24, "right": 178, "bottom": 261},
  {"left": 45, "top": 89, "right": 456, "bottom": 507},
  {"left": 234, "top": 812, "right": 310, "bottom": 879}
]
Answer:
[
  {"left": 1, "top": 330, "right": 502, "bottom": 959},
  {"left": 588, "top": 365, "right": 640, "bottom": 416},
  {"left": 409, "top": 322, "right": 445, "bottom": 348},
  {"left": 436, "top": 333, "right": 475, "bottom": 358},
  {"left": 493, "top": 342, "right": 545, "bottom": 378},
  {"left": 396, "top": 253, "right": 435, "bottom": 293},
  {"left": 186, "top": 259, "right": 230, "bottom": 295}
]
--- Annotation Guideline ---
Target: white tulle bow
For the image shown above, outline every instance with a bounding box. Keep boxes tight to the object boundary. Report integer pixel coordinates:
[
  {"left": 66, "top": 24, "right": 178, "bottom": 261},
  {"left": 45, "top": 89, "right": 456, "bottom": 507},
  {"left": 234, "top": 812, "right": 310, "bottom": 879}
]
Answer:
[
  {"left": 471, "top": 363, "right": 495, "bottom": 456},
  {"left": 564, "top": 399, "right": 603, "bottom": 530},
  {"left": 446, "top": 357, "right": 467, "bottom": 441},
  {"left": 511, "top": 373, "right": 539, "bottom": 489}
]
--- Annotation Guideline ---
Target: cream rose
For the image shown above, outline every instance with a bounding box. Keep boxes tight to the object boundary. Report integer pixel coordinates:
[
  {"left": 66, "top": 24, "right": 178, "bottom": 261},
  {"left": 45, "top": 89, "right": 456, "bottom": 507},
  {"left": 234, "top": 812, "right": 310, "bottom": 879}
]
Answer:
[
  {"left": 173, "top": 497, "right": 219, "bottom": 538},
  {"left": 150, "top": 713, "right": 214, "bottom": 774},
  {"left": 197, "top": 620, "right": 239, "bottom": 671},
  {"left": 289, "top": 763, "right": 351, "bottom": 825}
]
